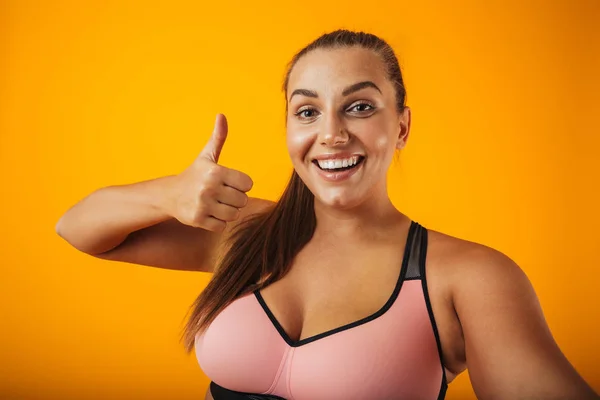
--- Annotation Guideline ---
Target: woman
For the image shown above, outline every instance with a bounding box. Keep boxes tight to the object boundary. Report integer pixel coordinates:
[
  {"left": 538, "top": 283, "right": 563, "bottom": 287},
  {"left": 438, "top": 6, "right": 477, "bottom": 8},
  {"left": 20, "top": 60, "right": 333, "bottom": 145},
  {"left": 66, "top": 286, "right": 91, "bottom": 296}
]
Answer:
[{"left": 56, "top": 30, "right": 598, "bottom": 400}]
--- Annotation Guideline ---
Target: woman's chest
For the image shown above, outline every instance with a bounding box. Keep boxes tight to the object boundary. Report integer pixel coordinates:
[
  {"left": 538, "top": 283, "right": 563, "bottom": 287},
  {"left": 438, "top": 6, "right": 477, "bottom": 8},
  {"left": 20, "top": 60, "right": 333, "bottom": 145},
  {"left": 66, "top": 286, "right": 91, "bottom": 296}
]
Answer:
[
  {"left": 259, "top": 251, "right": 405, "bottom": 343},
  {"left": 196, "top": 279, "right": 444, "bottom": 400}
]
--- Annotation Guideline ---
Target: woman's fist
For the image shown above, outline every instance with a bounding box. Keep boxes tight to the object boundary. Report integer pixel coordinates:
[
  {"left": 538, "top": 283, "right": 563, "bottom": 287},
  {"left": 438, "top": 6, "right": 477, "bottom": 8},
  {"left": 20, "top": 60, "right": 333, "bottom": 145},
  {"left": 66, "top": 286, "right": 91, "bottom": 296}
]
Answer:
[{"left": 168, "top": 114, "right": 253, "bottom": 232}]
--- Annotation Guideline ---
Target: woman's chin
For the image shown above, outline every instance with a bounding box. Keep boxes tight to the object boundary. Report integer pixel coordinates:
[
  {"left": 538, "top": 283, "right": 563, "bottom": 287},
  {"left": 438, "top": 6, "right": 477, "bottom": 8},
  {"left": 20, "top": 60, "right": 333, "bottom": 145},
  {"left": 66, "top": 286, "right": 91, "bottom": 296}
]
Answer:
[{"left": 314, "top": 189, "right": 364, "bottom": 210}]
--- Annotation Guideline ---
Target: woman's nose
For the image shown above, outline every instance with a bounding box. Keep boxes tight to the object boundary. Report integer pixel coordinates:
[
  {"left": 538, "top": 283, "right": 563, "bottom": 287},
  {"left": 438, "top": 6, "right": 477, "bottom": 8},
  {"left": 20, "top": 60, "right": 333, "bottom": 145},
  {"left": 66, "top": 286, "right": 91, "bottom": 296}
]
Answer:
[{"left": 318, "top": 114, "right": 349, "bottom": 146}]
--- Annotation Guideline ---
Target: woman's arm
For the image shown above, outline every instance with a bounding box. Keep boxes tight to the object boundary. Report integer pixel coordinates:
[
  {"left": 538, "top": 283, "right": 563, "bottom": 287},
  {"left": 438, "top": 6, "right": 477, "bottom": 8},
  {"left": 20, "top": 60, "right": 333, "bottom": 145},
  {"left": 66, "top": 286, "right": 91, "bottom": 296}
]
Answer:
[
  {"left": 56, "top": 113, "right": 274, "bottom": 272},
  {"left": 56, "top": 176, "right": 178, "bottom": 255},
  {"left": 56, "top": 175, "right": 273, "bottom": 272},
  {"left": 452, "top": 244, "right": 598, "bottom": 399}
]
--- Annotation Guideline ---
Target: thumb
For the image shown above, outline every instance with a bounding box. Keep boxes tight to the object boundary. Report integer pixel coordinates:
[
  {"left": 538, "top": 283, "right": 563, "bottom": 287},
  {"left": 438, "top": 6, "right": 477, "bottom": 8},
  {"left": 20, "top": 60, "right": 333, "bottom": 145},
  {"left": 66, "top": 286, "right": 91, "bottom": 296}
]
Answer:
[{"left": 199, "top": 113, "right": 228, "bottom": 163}]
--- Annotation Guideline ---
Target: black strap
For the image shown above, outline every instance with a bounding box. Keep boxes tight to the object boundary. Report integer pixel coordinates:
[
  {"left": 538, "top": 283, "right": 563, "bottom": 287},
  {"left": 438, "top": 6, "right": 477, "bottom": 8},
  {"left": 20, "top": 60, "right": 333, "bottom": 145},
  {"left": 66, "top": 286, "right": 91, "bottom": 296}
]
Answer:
[{"left": 404, "top": 222, "right": 423, "bottom": 280}]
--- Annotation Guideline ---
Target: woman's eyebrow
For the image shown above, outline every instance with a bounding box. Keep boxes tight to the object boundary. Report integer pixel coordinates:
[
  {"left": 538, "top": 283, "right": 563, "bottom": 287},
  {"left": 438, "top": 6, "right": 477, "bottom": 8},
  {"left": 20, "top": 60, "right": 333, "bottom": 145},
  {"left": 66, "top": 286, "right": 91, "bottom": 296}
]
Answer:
[
  {"left": 342, "top": 81, "right": 381, "bottom": 96},
  {"left": 289, "top": 89, "right": 318, "bottom": 102},
  {"left": 288, "top": 81, "right": 382, "bottom": 102}
]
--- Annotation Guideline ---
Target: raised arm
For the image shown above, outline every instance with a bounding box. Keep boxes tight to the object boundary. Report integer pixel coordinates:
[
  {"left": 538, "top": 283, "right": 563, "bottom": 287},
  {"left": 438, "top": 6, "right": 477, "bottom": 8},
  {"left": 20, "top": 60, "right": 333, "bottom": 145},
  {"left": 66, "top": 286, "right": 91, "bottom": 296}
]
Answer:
[{"left": 56, "top": 114, "right": 274, "bottom": 272}]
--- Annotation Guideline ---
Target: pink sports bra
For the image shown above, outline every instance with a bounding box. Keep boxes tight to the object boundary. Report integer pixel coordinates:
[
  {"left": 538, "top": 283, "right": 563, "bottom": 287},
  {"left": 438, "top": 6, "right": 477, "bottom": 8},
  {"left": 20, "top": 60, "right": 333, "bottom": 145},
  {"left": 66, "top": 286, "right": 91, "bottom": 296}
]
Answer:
[{"left": 195, "top": 221, "right": 448, "bottom": 400}]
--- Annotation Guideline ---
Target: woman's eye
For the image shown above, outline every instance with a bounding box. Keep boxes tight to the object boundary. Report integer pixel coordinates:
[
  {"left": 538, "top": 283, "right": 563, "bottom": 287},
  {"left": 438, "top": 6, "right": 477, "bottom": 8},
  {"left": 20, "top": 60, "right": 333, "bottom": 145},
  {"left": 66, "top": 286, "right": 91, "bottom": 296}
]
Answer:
[
  {"left": 295, "top": 108, "right": 318, "bottom": 119},
  {"left": 348, "top": 102, "right": 375, "bottom": 113}
]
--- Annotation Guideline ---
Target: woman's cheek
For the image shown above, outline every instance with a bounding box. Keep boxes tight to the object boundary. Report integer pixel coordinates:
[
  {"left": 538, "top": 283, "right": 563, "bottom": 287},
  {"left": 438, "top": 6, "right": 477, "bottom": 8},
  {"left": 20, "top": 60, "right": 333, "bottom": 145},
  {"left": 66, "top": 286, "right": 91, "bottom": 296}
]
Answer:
[
  {"left": 372, "top": 133, "right": 392, "bottom": 154},
  {"left": 286, "top": 128, "right": 315, "bottom": 165}
]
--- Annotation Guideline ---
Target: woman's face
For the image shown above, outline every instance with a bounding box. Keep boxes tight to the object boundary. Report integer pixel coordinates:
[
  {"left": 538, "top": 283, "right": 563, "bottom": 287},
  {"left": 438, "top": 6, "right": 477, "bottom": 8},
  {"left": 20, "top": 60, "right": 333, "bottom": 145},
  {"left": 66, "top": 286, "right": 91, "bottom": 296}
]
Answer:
[{"left": 286, "top": 46, "right": 410, "bottom": 210}]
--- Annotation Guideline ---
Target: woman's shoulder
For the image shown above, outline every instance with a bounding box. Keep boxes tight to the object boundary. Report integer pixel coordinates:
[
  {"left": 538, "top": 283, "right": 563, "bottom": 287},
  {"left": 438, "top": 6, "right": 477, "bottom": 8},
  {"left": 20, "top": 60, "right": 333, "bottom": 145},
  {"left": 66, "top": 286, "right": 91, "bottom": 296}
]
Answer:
[
  {"left": 425, "top": 227, "right": 519, "bottom": 277},
  {"left": 424, "top": 227, "right": 527, "bottom": 300}
]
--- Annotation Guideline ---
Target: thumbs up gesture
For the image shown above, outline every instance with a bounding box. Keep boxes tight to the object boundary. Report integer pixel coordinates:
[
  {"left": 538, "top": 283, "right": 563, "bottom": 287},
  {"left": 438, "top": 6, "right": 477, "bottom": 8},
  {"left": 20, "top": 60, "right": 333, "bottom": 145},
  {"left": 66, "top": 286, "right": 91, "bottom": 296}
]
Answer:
[{"left": 169, "top": 114, "right": 254, "bottom": 232}]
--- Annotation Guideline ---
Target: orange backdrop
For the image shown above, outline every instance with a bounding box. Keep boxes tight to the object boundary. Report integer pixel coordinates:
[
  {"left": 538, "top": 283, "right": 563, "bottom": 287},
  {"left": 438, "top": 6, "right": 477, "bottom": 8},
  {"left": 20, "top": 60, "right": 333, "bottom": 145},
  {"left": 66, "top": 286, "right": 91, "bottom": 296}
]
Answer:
[{"left": 1, "top": 0, "right": 598, "bottom": 399}]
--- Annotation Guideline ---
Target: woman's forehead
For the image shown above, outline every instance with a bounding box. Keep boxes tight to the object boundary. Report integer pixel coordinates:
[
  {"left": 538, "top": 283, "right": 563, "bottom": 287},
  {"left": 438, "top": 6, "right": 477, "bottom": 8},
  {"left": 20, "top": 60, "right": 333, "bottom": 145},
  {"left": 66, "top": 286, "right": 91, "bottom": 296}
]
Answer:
[{"left": 287, "top": 47, "right": 388, "bottom": 94}]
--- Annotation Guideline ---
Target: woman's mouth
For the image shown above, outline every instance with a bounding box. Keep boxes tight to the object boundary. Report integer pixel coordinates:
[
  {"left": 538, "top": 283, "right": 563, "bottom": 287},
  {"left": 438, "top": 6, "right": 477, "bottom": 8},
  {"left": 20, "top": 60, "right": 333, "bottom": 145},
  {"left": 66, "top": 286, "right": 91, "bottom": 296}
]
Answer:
[{"left": 311, "top": 156, "right": 365, "bottom": 182}]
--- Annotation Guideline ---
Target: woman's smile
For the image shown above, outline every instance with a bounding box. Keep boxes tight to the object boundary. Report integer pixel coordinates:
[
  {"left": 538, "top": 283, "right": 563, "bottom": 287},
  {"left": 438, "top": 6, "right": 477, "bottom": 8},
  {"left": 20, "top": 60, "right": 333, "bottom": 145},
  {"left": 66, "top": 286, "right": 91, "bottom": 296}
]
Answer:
[{"left": 310, "top": 155, "right": 366, "bottom": 182}]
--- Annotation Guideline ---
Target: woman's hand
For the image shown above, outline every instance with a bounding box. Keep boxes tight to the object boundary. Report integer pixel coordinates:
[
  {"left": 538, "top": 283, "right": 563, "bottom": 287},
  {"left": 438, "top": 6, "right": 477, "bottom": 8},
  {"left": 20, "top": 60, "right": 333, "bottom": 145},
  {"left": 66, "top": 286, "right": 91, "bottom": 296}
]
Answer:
[{"left": 168, "top": 114, "right": 254, "bottom": 233}]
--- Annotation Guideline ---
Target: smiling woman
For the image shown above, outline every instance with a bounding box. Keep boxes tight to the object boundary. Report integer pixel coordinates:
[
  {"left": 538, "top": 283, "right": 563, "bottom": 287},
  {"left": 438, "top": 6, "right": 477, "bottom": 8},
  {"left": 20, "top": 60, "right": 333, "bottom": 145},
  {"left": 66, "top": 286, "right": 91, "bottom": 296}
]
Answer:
[
  {"left": 56, "top": 29, "right": 599, "bottom": 400},
  {"left": 183, "top": 30, "right": 598, "bottom": 400}
]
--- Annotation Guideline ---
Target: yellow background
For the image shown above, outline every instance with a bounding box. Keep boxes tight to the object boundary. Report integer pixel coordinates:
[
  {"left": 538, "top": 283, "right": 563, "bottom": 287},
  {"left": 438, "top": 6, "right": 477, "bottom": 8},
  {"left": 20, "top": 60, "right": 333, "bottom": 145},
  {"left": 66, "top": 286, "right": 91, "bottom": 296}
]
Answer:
[{"left": 1, "top": 0, "right": 598, "bottom": 398}]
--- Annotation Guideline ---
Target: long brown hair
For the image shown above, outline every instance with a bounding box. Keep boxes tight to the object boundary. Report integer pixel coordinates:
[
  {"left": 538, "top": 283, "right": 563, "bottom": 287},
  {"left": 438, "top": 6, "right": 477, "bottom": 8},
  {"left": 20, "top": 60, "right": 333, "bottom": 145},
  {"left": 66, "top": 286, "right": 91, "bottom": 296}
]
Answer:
[{"left": 180, "top": 29, "right": 408, "bottom": 353}]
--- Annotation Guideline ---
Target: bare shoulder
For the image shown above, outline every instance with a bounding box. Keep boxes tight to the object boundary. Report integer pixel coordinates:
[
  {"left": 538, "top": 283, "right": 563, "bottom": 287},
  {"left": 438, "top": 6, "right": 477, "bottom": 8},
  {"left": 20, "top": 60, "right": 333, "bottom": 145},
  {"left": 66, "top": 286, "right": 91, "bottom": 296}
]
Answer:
[
  {"left": 425, "top": 228, "right": 520, "bottom": 285},
  {"left": 425, "top": 228, "right": 538, "bottom": 327}
]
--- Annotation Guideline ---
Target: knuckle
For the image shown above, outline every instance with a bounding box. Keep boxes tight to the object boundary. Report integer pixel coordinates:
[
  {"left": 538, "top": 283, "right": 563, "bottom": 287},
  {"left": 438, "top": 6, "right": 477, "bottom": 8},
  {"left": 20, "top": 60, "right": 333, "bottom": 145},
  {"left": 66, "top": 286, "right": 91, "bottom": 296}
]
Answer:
[
  {"left": 204, "top": 164, "right": 222, "bottom": 180},
  {"left": 192, "top": 204, "right": 209, "bottom": 222},
  {"left": 197, "top": 184, "right": 216, "bottom": 200}
]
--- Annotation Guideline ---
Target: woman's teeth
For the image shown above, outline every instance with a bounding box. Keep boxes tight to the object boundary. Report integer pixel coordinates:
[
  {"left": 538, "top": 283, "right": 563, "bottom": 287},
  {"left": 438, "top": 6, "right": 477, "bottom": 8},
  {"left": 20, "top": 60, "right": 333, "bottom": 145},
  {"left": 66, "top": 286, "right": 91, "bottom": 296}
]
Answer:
[{"left": 316, "top": 156, "right": 361, "bottom": 170}]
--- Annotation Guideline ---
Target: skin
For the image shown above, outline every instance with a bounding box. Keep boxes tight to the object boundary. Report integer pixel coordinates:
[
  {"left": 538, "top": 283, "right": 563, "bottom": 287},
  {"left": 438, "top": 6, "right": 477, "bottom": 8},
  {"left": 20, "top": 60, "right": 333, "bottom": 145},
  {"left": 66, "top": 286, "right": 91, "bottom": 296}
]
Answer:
[{"left": 204, "top": 47, "right": 598, "bottom": 399}]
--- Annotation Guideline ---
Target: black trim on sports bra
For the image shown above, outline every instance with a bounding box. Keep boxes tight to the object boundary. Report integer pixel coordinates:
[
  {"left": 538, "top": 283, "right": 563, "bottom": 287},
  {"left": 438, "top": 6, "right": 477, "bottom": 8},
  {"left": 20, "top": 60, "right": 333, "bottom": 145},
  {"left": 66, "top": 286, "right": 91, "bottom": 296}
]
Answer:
[
  {"left": 405, "top": 221, "right": 423, "bottom": 280},
  {"left": 253, "top": 220, "right": 418, "bottom": 347},
  {"left": 417, "top": 224, "right": 449, "bottom": 400}
]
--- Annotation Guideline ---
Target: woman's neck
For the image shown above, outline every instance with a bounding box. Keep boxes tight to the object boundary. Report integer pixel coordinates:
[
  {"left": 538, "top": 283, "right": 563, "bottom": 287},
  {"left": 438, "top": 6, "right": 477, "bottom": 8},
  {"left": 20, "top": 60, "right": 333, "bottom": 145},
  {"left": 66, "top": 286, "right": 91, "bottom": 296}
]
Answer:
[{"left": 312, "top": 193, "right": 408, "bottom": 243}]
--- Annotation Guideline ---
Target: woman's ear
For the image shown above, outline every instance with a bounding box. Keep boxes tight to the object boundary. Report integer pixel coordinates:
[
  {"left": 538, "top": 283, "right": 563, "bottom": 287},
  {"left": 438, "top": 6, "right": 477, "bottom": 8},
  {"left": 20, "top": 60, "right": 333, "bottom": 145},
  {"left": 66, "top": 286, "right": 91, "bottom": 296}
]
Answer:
[{"left": 396, "top": 106, "right": 411, "bottom": 150}]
